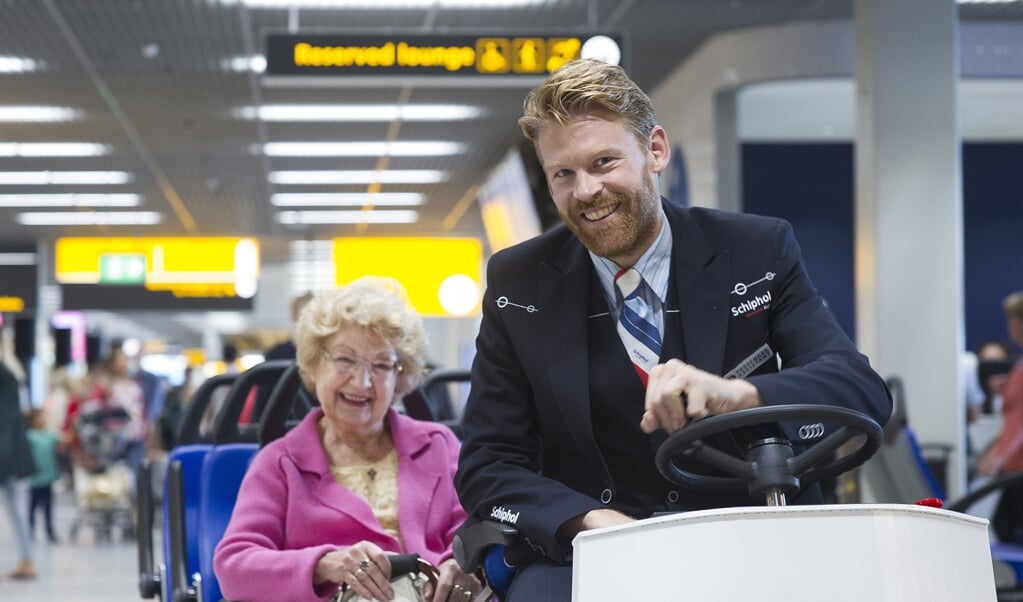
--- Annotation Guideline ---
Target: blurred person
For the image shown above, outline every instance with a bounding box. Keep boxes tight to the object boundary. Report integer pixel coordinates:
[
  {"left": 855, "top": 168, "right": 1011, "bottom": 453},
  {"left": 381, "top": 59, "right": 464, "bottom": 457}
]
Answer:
[
  {"left": 158, "top": 365, "right": 195, "bottom": 451},
  {"left": 962, "top": 350, "right": 985, "bottom": 424},
  {"left": 977, "top": 338, "right": 1015, "bottom": 415},
  {"left": 214, "top": 277, "right": 479, "bottom": 602},
  {"left": 246, "top": 292, "right": 315, "bottom": 423},
  {"left": 24, "top": 408, "right": 61, "bottom": 544},
  {"left": 201, "top": 342, "right": 242, "bottom": 435},
  {"left": 978, "top": 291, "right": 1023, "bottom": 545},
  {"left": 455, "top": 58, "right": 892, "bottom": 599},
  {"left": 75, "top": 342, "right": 147, "bottom": 492},
  {"left": 265, "top": 292, "right": 314, "bottom": 361},
  {"left": 0, "top": 358, "right": 37, "bottom": 580}
]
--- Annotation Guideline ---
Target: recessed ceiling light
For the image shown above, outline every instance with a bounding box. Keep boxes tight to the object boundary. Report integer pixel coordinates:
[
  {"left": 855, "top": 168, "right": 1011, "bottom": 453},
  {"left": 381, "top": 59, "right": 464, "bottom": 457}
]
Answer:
[
  {"left": 263, "top": 141, "right": 464, "bottom": 157},
  {"left": 271, "top": 192, "right": 424, "bottom": 206},
  {"left": 224, "top": 55, "right": 267, "bottom": 73},
  {"left": 0, "top": 194, "right": 142, "bottom": 207},
  {"left": 240, "top": 0, "right": 544, "bottom": 7},
  {"left": 238, "top": 104, "right": 483, "bottom": 122},
  {"left": 276, "top": 210, "right": 418, "bottom": 225},
  {"left": 0, "top": 171, "right": 133, "bottom": 185},
  {"left": 269, "top": 170, "right": 446, "bottom": 184},
  {"left": 0, "top": 143, "right": 110, "bottom": 157},
  {"left": 16, "top": 211, "right": 162, "bottom": 226},
  {"left": 0, "top": 56, "right": 38, "bottom": 73},
  {"left": 0, "top": 106, "right": 81, "bottom": 122}
]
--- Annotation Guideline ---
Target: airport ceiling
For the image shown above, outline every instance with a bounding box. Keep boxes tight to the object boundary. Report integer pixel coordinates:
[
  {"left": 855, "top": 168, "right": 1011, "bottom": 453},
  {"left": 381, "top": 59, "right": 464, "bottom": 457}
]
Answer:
[
  {"left": 2, "top": 0, "right": 1021, "bottom": 348},
  {"left": 0, "top": 0, "right": 1017, "bottom": 262}
]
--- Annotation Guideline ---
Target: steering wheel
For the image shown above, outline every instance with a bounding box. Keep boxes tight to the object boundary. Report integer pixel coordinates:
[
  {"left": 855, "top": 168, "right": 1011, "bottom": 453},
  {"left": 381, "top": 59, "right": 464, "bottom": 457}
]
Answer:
[{"left": 655, "top": 404, "right": 883, "bottom": 504}]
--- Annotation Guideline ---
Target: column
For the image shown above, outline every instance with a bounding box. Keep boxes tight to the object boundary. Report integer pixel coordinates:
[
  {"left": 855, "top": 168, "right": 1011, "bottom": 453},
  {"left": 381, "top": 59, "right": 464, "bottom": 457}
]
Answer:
[{"left": 854, "top": 0, "right": 965, "bottom": 496}]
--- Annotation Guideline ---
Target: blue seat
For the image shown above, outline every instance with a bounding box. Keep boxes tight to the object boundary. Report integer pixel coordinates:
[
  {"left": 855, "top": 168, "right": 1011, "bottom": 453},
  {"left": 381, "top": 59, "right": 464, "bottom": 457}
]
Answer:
[
  {"left": 196, "top": 443, "right": 259, "bottom": 602},
  {"left": 163, "top": 444, "right": 212, "bottom": 602},
  {"left": 137, "top": 373, "right": 237, "bottom": 601}
]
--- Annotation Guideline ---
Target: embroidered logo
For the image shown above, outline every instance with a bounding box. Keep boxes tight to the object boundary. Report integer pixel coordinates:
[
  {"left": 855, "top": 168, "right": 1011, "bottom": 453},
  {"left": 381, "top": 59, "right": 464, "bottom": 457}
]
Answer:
[
  {"left": 496, "top": 296, "right": 538, "bottom": 313},
  {"left": 490, "top": 505, "right": 520, "bottom": 524},
  {"left": 731, "top": 290, "right": 772, "bottom": 318},
  {"left": 731, "top": 272, "right": 775, "bottom": 296}
]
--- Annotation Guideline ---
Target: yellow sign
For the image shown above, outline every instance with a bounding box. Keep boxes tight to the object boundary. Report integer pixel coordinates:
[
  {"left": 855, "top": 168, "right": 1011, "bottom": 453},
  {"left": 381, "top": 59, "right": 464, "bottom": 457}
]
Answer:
[
  {"left": 267, "top": 33, "right": 622, "bottom": 77},
  {"left": 333, "top": 238, "right": 482, "bottom": 317},
  {"left": 0, "top": 296, "right": 25, "bottom": 312},
  {"left": 55, "top": 237, "right": 260, "bottom": 298}
]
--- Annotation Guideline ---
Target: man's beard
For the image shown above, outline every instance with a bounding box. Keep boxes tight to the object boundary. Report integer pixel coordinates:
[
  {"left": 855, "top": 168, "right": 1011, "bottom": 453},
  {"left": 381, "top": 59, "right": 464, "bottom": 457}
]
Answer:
[{"left": 561, "top": 177, "right": 660, "bottom": 263}]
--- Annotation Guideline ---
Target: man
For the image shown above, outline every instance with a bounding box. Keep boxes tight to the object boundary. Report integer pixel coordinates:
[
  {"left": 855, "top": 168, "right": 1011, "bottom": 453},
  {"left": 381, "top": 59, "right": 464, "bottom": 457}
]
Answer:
[
  {"left": 977, "top": 291, "right": 1023, "bottom": 546},
  {"left": 454, "top": 59, "right": 892, "bottom": 599}
]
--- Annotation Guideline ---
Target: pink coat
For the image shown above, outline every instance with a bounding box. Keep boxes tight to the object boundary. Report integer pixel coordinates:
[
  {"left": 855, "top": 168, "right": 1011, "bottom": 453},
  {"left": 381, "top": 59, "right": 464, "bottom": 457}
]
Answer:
[{"left": 214, "top": 408, "right": 466, "bottom": 601}]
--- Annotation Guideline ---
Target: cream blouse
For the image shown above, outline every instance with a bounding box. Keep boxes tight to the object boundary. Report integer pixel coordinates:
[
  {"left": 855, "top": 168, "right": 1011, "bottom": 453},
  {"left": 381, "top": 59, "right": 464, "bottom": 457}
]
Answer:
[{"left": 330, "top": 448, "right": 402, "bottom": 547}]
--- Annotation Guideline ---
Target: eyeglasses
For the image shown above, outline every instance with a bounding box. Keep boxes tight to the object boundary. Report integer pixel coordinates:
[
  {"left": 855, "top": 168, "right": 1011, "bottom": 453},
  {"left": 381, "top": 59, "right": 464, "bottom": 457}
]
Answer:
[{"left": 321, "top": 347, "right": 402, "bottom": 382}]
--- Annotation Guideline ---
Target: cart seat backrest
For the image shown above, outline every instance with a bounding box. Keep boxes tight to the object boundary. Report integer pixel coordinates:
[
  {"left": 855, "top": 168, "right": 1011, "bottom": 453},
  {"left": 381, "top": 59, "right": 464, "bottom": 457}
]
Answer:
[
  {"left": 161, "top": 443, "right": 211, "bottom": 602},
  {"left": 196, "top": 442, "right": 259, "bottom": 602}
]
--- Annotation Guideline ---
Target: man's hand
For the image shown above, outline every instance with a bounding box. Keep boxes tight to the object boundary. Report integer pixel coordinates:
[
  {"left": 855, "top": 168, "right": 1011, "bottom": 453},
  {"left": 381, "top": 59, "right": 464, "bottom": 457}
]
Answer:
[
  {"left": 642, "top": 359, "right": 763, "bottom": 434},
  {"left": 558, "top": 509, "right": 634, "bottom": 540}
]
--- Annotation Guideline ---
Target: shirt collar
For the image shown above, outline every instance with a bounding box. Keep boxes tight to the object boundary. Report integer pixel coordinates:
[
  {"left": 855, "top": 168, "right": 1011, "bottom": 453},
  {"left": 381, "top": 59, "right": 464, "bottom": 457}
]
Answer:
[{"left": 590, "top": 205, "right": 672, "bottom": 303}]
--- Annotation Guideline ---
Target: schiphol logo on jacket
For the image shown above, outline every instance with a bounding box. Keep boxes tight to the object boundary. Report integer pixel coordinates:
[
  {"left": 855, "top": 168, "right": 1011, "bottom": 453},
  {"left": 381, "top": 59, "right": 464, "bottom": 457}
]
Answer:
[
  {"left": 731, "top": 290, "right": 772, "bottom": 318},
  {"left": 490, "top": 505, "right": 519, "bottom": 524}
]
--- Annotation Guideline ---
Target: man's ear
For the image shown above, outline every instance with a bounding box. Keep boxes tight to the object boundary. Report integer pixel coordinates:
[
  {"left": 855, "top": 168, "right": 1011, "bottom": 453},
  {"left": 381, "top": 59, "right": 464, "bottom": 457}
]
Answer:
[{"left": 647, "top": 125, "right": 671, "bottom": 174}]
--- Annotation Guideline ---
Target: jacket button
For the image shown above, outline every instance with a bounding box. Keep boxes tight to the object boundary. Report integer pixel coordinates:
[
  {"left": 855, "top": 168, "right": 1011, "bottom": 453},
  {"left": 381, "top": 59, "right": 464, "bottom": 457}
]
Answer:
[
  {"left": 667, "top": 490, "right": 679, "bottom": 503},
  {"left": 600, "top": 488, "right": 613, "bottom": 504}
]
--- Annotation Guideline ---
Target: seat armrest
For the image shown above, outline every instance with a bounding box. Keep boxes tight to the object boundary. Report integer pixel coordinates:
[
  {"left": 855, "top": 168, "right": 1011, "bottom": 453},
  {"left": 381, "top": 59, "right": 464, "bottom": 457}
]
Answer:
[
  {"left": 136, "top": 459, "right": 161, "bottom": 599},
  {"left": 453, "top": 519, "right": 520, "bottom": 573}
]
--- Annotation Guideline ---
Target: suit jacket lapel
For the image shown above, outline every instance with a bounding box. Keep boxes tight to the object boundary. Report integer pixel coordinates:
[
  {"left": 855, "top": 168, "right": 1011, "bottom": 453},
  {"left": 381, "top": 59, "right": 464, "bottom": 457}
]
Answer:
[
  {"left": 666, "top": 204, "right": 731, "bottom": 376},
  {"left": 539, "top": 238, "right": 604, "bottom": 461}
]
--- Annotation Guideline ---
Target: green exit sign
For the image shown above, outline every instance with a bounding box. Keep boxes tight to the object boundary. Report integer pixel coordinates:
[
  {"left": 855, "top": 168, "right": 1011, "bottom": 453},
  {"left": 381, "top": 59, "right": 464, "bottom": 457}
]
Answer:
[{"left": 99, "top": 253, "right": 146, "bottom": 284}]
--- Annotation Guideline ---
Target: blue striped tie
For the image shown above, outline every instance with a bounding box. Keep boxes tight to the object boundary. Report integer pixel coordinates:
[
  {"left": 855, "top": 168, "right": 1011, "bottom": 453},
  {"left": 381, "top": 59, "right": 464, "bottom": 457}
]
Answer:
[{"left": 614, "top": 268, "right": 662, "bottom": 385}]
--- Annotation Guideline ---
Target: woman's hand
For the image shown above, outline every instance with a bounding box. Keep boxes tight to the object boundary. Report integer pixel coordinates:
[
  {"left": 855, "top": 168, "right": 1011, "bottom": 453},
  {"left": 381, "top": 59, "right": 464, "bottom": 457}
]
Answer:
[
  {"left": 427, "top": 558, "right": 481, "bottom": 602},
  {"left": 314, "top": 541, "right": 394, "bottom": 601}
]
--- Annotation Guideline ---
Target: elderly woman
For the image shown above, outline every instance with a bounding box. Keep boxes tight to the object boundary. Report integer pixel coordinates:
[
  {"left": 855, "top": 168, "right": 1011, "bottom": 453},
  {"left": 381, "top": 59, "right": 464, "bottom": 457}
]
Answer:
[{"left": 214, "top": 277, "right": 479, "bottom": 602}]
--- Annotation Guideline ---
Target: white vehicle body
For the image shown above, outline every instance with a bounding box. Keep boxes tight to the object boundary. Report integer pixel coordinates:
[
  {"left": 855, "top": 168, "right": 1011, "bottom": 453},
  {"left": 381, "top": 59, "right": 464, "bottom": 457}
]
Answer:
[{"left": 572, "top": 503, "right": 996, "bottom": 601}]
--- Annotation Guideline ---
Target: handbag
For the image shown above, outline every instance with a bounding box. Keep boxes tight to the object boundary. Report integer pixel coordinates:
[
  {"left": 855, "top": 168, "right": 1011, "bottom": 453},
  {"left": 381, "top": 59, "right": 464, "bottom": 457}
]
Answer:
[{"left": 333, "top": 554, "right": 439, "bottom": 602}]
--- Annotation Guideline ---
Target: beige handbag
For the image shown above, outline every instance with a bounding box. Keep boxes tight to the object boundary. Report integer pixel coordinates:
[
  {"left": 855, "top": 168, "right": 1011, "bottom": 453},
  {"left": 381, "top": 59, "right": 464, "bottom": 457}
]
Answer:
[{"left": 333, "top": 555, "right": 439, "bottom": 602}]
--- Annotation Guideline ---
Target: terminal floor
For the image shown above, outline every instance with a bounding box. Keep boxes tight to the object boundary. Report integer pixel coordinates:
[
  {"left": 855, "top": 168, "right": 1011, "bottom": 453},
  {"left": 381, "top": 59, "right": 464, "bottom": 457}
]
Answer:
[{"left": 1, "top": 482, "right": 142, "bottom": 602}]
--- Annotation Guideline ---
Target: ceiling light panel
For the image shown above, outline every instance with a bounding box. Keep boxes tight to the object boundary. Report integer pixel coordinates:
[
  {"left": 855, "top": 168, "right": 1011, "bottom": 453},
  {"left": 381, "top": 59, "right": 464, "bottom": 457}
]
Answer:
[
  {"left": 0, "top": 171, "right": 133, "bottom": 185},
  {"left": 0, "top": 107, "right": 81, "bottom": 122},
  {"left": 240, "top": 0, "right": 545, "bottom": 7},
  {"left": 0, "top": 194, "right": 142, "bottom": 207},
  {"left": 276, "top": 210, "right": 419, "bottom": 225},
  {"left": 0, "top": 56, "right": 38, "bottom": 73},
  {"left": 269, "top": 170, "right": 446, "bottom": 184},
  {"left": 16, "top": 211, "right": 162, "bottom": 226},
  {"left": 0, "top": 143, "right": 110, "bottom": 157},
  {"left": 263, "top": 141, "right": 464, "bottom": 157},
  {"left": 239, "top": 104, "right": 483, "bottom": 121},
  {"left": 271, "top": 192, "right": 424, "bottom": 206}
]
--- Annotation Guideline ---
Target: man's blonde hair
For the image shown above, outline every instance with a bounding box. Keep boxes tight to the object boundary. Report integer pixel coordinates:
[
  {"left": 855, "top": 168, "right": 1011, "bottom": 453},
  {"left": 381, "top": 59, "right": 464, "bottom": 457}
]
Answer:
[
  {"left": 1004, "top": 291, "right": 1023, "bottom": 320},
  {"left": 518, "top": 59, "right": 657, "bottom": 149}
]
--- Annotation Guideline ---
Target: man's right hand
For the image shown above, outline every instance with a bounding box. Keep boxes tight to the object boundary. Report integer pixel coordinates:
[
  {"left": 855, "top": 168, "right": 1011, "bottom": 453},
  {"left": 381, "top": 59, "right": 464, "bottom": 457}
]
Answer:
[{"left": 559, "top": 508, "right": 634, "bottom": 540}]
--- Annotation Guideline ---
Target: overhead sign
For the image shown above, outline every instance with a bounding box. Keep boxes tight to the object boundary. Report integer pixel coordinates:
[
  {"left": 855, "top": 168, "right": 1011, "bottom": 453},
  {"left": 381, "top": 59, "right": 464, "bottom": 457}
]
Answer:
[
  {"left": 334, "top": 237, "right": 482, "bottom": 317},
  {"left": 55, "top": 237, "right": 259, "bottom": 310},
  {"left": 266, "top": 33, "right": 623, "bottom": 77},
  {"left": 0, "top": 246, "right": 38, "bottom": 314}
]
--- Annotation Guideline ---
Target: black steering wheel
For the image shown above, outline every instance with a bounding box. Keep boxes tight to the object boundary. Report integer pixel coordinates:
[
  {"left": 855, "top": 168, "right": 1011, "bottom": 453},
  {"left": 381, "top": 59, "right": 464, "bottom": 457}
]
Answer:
[{"left": 655, "top": 404, "right": 883, "bottom": 504}]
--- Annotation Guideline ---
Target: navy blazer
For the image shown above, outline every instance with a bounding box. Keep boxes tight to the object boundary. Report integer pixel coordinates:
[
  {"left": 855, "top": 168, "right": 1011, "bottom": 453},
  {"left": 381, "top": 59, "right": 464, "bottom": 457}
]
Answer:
[{"left": 455, "top": 202, "right": 892, "bottom": 564}]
